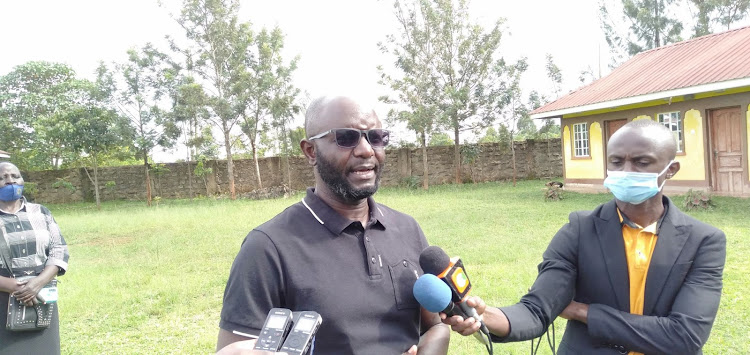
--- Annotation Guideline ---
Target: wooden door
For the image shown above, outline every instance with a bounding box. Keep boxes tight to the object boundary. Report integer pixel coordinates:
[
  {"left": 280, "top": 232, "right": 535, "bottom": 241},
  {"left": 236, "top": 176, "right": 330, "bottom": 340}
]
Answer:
[
  {"left": 604, "top": 119, "right": 628, "bottom": 164},
  {"left": 709, "top": 107, "right": 745, "bottom": 194},
  {"left": 606, "top": 119, "right": 628, "bottom": 143}
]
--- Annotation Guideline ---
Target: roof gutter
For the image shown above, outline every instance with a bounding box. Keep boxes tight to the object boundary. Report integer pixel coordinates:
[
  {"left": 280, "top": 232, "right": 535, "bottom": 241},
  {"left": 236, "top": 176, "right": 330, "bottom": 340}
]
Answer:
[{"left": 530, "top": 76, "right": 750, "bottom": 120}]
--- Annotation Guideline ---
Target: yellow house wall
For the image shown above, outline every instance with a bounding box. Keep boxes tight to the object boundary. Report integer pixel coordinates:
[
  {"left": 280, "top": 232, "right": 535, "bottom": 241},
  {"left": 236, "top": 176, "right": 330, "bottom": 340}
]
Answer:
[
  {"left": 627, "top": 112, "right": 706, "bottom": 180},
  {"left": 675, "top": 109, "right": 706, "bottom": 180},
  {"left": 563, "top": 122, "right": 604, "bottom": 179},
  {"left": 560, "top": 92, "right": 750, "bottom": 196}
]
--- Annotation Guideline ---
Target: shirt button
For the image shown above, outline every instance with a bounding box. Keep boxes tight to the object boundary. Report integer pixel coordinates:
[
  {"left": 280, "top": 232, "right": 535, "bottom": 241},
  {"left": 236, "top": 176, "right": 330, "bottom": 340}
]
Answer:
[
  {"left": 371, "top": 257, "right": 376, "bottom": 264},
  {"left": 403, "top": 260, "right": 408, "bottom": 267},
  {"left": 365, "top": 237, "right": 370, "bottom": 242}
]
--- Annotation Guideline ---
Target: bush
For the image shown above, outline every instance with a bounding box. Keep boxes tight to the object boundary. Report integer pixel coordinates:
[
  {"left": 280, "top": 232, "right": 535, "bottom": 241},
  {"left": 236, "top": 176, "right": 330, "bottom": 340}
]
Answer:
[
  {"left": 544, "top": 184, "right": 564, "bottom": 201},
  {"left": 683, "top": 189, "right": 714, "bottom": 210},
  {"left": 399, "top": 176, "right": 421, "bottom": 189}
]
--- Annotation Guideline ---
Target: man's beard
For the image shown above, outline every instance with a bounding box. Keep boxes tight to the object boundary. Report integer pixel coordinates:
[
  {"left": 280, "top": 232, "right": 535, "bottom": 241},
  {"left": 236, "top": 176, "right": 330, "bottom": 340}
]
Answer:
[{"left": 316, "top": 150, "right": 381, "bottom": 203}]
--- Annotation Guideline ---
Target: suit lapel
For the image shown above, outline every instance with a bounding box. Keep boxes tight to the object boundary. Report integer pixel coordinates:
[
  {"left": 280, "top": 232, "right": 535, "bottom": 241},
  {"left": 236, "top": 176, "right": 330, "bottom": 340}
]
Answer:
[
  {"left": 643, "top": 198, "right": 689, "bottom": 315},
  {"left": 594, "top": 200, "right": 630, "bottom": 312}
]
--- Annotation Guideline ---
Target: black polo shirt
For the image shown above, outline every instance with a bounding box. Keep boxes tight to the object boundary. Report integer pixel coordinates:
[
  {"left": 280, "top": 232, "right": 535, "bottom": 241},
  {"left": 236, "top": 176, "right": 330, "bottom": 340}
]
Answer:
[{"left": 220, "top": 188, "right": 429, "bottom": 354}]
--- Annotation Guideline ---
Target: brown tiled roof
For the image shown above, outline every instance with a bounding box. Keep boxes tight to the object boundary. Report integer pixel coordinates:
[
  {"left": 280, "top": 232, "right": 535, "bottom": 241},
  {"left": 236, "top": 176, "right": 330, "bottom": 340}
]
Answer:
[{"left": 532, "top": 26, "right": 750, "bottom": 118}]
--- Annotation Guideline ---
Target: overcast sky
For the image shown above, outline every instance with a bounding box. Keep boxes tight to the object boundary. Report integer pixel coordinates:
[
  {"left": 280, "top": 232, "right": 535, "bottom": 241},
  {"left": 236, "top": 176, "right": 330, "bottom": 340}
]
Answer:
[{"left": 1, "top": 0, "right": 608, "bottom": 159}]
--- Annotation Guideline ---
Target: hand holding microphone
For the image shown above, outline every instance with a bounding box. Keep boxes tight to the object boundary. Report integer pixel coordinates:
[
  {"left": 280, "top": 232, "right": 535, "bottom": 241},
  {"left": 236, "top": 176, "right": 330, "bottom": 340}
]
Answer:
[{"left": 416, "top": 246, "right": 491, "bottom": 345}]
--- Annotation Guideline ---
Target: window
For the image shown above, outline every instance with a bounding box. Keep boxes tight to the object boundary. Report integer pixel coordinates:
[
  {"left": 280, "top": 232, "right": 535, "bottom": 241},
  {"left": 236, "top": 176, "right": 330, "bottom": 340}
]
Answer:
[
  {"left": 573, "top": 122, "right": 589, "bottom": 157},
  {"left": 657, "top": 112, "right": 683, "bottom": 153}
]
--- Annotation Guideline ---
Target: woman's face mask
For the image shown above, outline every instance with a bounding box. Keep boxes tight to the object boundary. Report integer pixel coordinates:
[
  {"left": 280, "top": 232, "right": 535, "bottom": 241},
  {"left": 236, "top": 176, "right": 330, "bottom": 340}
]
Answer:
[
  {"left": 0, "top": 184, "right": 24, "bottom": 202},
  {"left": 603, "top": 160, "right": 674, "bottom": 205}
]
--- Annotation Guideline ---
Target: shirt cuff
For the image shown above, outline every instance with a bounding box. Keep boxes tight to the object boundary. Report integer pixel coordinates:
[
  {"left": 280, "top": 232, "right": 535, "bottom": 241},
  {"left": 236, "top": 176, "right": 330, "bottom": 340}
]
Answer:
[{"left": 45, "top": 258, "right": 68, "bottom": 275}]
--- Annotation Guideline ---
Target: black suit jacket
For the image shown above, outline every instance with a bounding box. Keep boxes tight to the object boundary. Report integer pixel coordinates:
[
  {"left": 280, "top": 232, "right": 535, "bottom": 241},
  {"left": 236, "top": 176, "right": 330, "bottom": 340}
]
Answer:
[{"left": 495, "top": 196, "right": 726, "bottom": 355}]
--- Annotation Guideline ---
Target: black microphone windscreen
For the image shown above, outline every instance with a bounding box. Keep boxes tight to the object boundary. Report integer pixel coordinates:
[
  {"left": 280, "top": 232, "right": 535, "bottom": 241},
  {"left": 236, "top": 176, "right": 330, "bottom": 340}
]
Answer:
[{"left": 419, "top": 246, "right": 451, "bottom": 275}]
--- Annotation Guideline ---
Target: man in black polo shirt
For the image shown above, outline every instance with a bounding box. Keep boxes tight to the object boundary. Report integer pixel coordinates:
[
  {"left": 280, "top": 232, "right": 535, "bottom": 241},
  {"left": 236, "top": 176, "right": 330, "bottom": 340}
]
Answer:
[{"left": 217, "top": 96, "right": 450, "bottom": 354}]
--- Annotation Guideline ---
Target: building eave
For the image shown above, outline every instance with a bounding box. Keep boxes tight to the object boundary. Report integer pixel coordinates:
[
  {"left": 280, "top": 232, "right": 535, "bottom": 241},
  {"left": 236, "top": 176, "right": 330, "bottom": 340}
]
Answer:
[{"left": 530, "top": 76, "right": 750, "bottom": 120}]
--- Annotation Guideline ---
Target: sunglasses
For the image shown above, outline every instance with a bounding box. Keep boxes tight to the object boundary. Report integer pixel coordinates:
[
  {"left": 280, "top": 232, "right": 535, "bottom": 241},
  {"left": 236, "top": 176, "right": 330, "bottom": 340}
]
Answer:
[{"left": 308, "top": 128, "right": 390, "bottom": 148}]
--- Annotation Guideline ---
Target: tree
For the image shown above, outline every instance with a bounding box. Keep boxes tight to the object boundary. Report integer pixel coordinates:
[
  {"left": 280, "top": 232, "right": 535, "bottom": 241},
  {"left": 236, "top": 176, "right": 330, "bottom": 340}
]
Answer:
[
  {"left": 715, "top": 0, "right": 750, "bottom": 30},
  {"left": 380, "top": 0, "right": 511, "bottom": 184},
  {"left": 170, "top": 74, "right": 213, "bottom": 198},
  {"left": 688, "top": 0, "right": 750, "bottom": 36},
  {"left": 545, "top": 54, "right": 563, "bottom": 99},
  {"left": 600, "top": 0, "right": 683, "bottom": 64},
  {"left": 378, "top": 0, "right": 442, "bottom": 190},
  {"left": 0, "top": 61, "right": 80, "bottom": 170},
  {"left": 239, "top": 26, "right": 301, "bottom": 190},
  {"left": 428, "top": 132, "right": 453, "bottom": 146},
  {"left": 175, "top": 0, "right": 254, "bottom": 200},
  {"left": 63, "top": 66, "right": 133, "bottom": 209},
  {"left": 115, "top": 45, "right": 180, "bottom": 206},
  {"left": 491, "top": 58, "right": 528, "bottom": 186},
  {"left": 478, "top": 127, "right": 500, "bottom": 143}
]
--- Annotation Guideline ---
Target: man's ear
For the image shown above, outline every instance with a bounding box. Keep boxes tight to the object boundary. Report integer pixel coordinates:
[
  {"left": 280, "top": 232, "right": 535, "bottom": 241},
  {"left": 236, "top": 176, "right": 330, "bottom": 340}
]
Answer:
[
  {"left": 301, "top": 139, "right": 316, "bottom": 166},
  {"left": 666, "top": 160, "right": 680, "bottom": 179}
]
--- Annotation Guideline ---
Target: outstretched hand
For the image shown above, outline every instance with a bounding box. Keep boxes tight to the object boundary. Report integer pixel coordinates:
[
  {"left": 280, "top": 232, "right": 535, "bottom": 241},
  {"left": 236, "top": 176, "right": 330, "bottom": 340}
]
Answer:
[{"left": 439, "top": 296, "right": 486, "bottom": 336}]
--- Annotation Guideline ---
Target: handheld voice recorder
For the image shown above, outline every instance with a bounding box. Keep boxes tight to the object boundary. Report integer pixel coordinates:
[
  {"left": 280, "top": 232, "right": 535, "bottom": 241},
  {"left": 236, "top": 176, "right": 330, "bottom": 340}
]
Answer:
[
  {"left": 280, "top": 311, "right": 322, "bottom": 355},
  {"left": 253, "top": 308, "right": 293, "bottom": 352}
]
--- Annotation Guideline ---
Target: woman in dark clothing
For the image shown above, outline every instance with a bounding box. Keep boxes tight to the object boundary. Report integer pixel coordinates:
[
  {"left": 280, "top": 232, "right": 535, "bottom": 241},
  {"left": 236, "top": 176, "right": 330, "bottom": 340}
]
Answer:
[{"left": 0, "top": 162, "right": 69, "bottom": 355}]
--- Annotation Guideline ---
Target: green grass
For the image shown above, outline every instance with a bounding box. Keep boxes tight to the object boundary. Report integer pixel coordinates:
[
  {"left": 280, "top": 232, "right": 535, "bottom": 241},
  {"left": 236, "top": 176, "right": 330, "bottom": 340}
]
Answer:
[{"left": 50, "top": 180, "right": 749, "bottom": 354}]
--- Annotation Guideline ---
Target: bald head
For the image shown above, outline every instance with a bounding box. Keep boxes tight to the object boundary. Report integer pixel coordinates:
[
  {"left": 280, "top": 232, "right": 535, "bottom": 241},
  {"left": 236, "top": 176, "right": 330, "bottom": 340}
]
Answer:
[
  {"left": 0, "top": 162, "right": 19, "bottom": 173},
  {"left": 304, "top": 96, "right": 379, "bottom": 138},
  {"left": 609, "top": 119, "right": 677, "bottom": 160}
]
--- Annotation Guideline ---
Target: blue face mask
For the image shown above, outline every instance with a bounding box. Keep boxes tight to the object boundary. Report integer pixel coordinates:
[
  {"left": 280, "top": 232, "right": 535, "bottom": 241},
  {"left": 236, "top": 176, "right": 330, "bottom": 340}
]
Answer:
[
  {"left": 603, "top": 160, "right": 674, "bottom": 205},
  {"left": 0, "top": 184, "right": 24, "bottom": 202}
]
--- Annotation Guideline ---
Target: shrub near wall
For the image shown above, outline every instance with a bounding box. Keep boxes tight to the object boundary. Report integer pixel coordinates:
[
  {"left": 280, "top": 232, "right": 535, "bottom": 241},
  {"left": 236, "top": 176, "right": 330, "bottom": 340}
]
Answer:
[{"left": 23, "top": 139, "right": 563, "bottom": 203}]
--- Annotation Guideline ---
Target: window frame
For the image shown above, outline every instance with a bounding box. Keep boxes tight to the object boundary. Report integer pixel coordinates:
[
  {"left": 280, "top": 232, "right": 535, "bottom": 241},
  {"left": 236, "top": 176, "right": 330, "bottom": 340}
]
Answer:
[
  {"left": 657, "top": 111, "right": 685, "bottom": 154},
  {"left": 572, "top": 122, "right": 590, "bottom": 159}
]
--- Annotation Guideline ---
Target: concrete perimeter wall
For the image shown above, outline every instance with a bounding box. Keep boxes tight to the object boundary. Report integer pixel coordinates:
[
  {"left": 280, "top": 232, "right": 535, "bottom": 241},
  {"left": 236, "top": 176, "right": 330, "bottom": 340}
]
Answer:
[{"left": 22, "top": 139, "right": 562, "bottom": 203}]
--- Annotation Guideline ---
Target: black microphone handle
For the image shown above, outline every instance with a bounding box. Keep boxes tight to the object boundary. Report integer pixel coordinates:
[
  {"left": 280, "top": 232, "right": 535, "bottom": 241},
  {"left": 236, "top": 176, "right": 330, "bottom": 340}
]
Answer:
[{"left": 457, "top": 301, "right": 491, "bottom": 345}]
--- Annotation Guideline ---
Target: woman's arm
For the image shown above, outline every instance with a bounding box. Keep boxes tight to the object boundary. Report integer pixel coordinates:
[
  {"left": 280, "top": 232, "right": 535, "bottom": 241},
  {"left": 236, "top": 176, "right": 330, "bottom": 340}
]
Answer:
[{"left": 11, "top": 265, "right": 59, "bottom": 306}]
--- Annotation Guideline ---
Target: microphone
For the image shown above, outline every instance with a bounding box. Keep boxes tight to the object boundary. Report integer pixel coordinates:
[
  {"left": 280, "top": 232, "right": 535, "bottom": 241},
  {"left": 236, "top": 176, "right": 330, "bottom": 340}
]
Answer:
[
  {"left": 413, "top": 274, "right": 464, "bottom": 316},
  {"left": 419, "top": 246, "right": 490, "bottom": 344}
]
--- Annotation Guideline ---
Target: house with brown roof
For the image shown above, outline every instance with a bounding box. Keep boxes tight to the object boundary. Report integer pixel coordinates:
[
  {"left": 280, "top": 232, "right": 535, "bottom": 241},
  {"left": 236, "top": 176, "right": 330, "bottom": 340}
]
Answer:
[
  {"left": 0, "top": 150, "right": 9, "bottom": 160},
  {"left": 531, "top": 26, "right": 750, "bottom": 197}
]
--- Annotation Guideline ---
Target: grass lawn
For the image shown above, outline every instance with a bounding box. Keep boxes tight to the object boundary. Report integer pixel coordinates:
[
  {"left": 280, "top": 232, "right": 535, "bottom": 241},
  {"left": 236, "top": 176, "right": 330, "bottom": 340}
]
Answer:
[{"left": 50, "top": 180, "right": 749, "bottom": 354}]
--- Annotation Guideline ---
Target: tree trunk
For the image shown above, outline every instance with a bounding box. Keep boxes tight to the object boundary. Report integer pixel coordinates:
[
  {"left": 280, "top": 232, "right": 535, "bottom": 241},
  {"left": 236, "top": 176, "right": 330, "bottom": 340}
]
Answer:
[
  {"left": 223, "top": 129, "right": 236, "bottom": 200},
  {"left": 251, "top": 140, "right": 263, "bottom": 190},
  {"left": 511, "top": 139, "right": 517, "bottom": 187},
  {"left": 144, "top": 150, "right": 152, "bottom": 206},
  {"left": 421, "top": 132, "right": 429, "bottom": 190},
  {"left": 285, "top": 156, "right": 292, "bottom": 189},
  {"left": 453, "top": 121, "right": 461, "bottom": 184},
  {"left": 93, "top": 155, "right": 101, "bottom": 210},
  {"left": 186, "top": 148, "right": 194, "bottom": 199}
]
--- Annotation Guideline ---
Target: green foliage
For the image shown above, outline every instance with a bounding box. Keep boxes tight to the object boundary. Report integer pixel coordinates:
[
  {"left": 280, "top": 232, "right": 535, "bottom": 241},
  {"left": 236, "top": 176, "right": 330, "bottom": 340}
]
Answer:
[
  {"left": 104, "top": 181, "right": 117, "bottom": 191},
  {"left": 683, "top": 189, "right": 715, "bottom": 210},
  {"left": 149, "top": 163, "right": 170, "bottom": 177},
  {"left": 379, "top": 0, "right": 515, "bottom": 183},
  {"left": 22, "top": 182, "right": 38, "bottom": 200},
  {"left": 193, "top": 157, "right": 213, "bottom": 178},
  {"left": 0, "top": 61, "right": 88, "bottom": 170},
  {"left": 428, "top": 132, "right": 453, "bottom": 146},
  {"left": 52, "top": 177, "right": 75, "bottom": 193},
  {"left": 688, "top": 0, "right": 750, "bottom": 37},
  {"left": 460, "top": 143, "right": 481, "bottom": 165}
]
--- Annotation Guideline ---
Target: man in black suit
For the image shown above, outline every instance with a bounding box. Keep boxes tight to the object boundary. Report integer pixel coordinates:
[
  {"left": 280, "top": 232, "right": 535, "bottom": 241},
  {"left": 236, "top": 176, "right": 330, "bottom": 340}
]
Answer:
[{"left": 444, "top": 119, "right": 726, "bottom": 354}]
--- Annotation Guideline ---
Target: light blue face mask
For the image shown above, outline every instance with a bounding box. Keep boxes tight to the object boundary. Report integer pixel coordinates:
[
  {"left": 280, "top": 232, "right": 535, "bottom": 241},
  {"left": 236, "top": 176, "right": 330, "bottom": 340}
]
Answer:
[
  {"left": 0, "top": 184, "right": 24, "bottom": 202},
  {"left": 603, "top": 160, "right": 674, "bottom": 205}
]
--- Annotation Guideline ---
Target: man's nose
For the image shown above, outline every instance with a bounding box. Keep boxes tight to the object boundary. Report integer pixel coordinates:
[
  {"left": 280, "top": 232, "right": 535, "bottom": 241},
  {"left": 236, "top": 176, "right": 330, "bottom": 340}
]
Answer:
[{"left": 352, "top": 135, "right": 375, "bottom": 158}]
